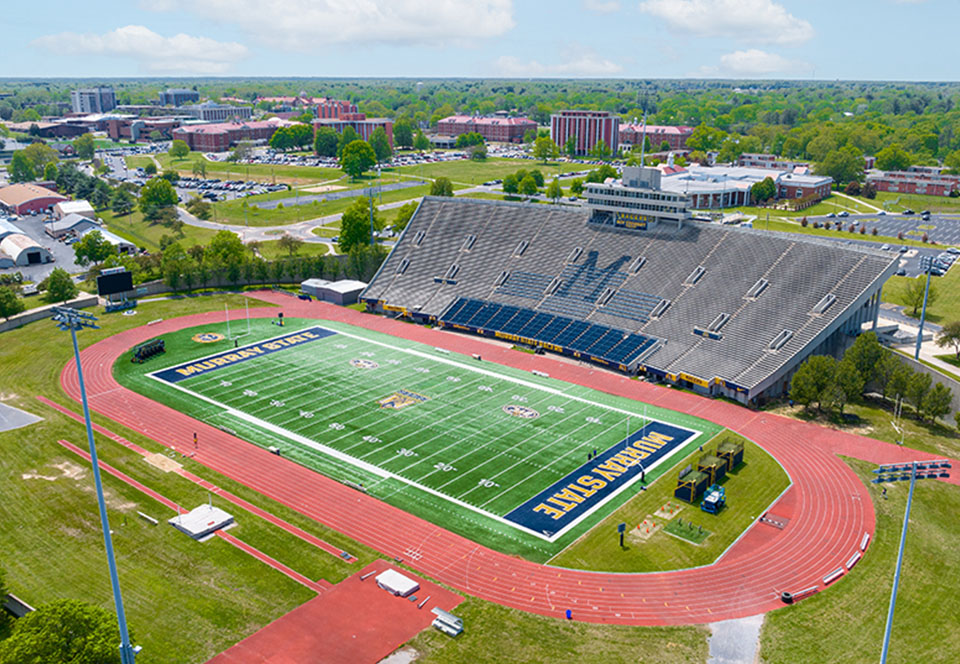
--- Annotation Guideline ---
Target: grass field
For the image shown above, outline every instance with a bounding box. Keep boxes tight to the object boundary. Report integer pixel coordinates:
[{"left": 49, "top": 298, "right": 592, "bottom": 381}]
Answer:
[
  {"left": 116, "top": 317, "right": 722, "bottom": 560},
  {"left": 882, "top": 263, "right": 960, "bottom": 324},
  {"left": 759, "top": 457, "right": 960, "bottom": 664},
  {"left": 390, "top": 158, "right": 550, "bottom": 186},
  {"left": 0, "top": 295, "right": 380, "bottom": 664},
  {"left": 159, "top": 154, "right": 344, "bottom": 186},
  {"left": 101, "top": 209, "right": 219, "bottom": 253},
  {"left": 550, "top": 434, "right": 790, "bottom": 572}
]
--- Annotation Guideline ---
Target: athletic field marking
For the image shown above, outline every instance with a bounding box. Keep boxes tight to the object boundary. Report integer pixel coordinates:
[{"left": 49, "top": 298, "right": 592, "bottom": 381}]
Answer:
[{"left": 147, "top": 323, "right": 705, "bottom": 542}]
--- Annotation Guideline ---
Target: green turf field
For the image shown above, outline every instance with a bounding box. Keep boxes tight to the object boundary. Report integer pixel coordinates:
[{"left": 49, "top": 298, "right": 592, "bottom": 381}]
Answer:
[{"left": 116, "top": 316, "right": 722, "bottom": 560}]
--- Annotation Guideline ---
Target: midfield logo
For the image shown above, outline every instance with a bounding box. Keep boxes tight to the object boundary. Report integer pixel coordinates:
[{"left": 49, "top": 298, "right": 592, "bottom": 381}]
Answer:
[{"left": 377, "top": 390, "right": 430, "bottom": 410}]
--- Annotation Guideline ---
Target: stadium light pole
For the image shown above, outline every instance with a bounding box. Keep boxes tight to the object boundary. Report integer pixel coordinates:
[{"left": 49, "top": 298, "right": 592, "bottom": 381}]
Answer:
[
  {"left": 913, "top": 255, "right": 933, "bottom": 360},
  {"left": 873, "top": 459, "right": 950, "bottom": 664},
  {"left": 52, "top": 306, "right": 139, "bottom": 664}
]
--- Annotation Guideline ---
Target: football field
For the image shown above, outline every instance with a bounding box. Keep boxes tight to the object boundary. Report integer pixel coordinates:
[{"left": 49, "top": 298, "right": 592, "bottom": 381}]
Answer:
[{"left": 123, "top": 317, "right": 721, "bottom": 558}]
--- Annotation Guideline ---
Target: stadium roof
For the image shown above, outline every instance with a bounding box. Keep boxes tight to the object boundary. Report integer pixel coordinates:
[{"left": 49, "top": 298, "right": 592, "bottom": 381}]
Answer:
[{"left": 363, "top": 197, "right": 898, "bottom": 399}]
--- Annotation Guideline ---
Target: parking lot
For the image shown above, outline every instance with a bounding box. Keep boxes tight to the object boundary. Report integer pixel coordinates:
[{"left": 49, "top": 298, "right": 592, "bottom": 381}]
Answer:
[
  {"left": 809, "top": 211, "right": 960, "bottom": 247},
  {"left": 0, "top": 214, "right": 83, "bottom": 282}
]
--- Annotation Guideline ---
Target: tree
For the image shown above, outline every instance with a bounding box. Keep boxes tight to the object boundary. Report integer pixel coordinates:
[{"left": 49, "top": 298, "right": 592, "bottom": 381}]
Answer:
[
  {"left": 455, "top": 132, "right": 484, "bottom": 148},
  {"left": 340, "top": 140, "right": 377, "bottom": 179},
  {"left": 468, "top": 143, "right": 487, "bottom": 161},
  {"left": 413, "top": 130, "right": 430, "bottom": 151},
  {"left": 139, "top": 177, "right": 178, "bottom": 220},
  {"left": 845, "top": 180, "right": 861, "bottom": 196},
  {"left": 393, "top": 201, "right": 418, "bottom": 231},
  {"left": 314, "top": 126, "right": 339, "bottom": 157},
  {"left": 0, "top": 285, "right": 25, "bottom": 321},
  {"left": 43, "top": 161, "right": 58, "bottom": 181},
  {"left": 564, "top": 135, "right": 577, "bottom": 157},
  {"left": 160, "top": 169, "right": 179, "bottom": 184},
  {"left": 944, "top": 149, "right": 960, "bottom": 175},
  {"left": 834, "top": 356, "right": 865, "bottom": 415},
  {"left": 519, "top": 174, "right": 538, "bottom": 197},
  {"left": 906, "top": 372, "right": 932, "bottom": 419},
  {"left": 110, "top": 187, "right": 135, "bottom": 216},
  {"left": 789, "top": 355, "right": 838, "bottom": 412},
  {"left": 922, "top": 383, "right": 953, "bottom": 422},
  {"left": 277, "top": 233, "right": 304, "bottom": 257},
  {"left": 205, "top": 230, "right": 247, "bottom": 271},
  {"left": 0, "top": 598, "right": 127, "bottom": 664},
  {"left": 888, "top": 362, "right": 913, "bottom": 403},
  {"left": 532, "top": 136, "right": 559, "bottom": 163},
  {"left": 369, "top": 126, "right": 392, "bottom": 163},
  {"left": 750, "top": 176, "right": 777, "bottom": 203},
  {"left": 0, "top": 565, "right": 11, "bottom": 639},
  {"left": 902, "top": 277, "right": 938, "bottom": 316},
  {"left": 185, "top": 196, "right": 212, "bottom": 220},
  {"left": 168, "top": 139, "right": 190, "bottom": 160},
  {"left": 502, "top": 173, "right": 519, "bottom": 195},
  {"left": 862, "top": 181, "right": 877, "bottom": 199},
  {"left": 337, "top": 126, "right": 360, "bottom": 158},
  {"left": 228, "top": 141, "right": 253, "bottom": 162},
  {"left": 44, "top": 268, "right": 78, "bottom": 303},
  {"left": 935, "top": 320, "right": 960, "bottom": 360},
  {"left": 875, "top": 143, "right": 913, "bottom": 172},
  {"left": 70, "top": 133, "right": 95, "bottom": 161},
  {"left": 339, "top": 197, "right": 381, "bottom": 253},
  {"left": 430, "top": 177, "right": 454, "bottom": 197},
  {"left": 873, "top": 350, "right": 901, "bottom": 399},
  {"left": 161, "top": 241, "right": 190, "bottom": 290},
  {"left": 524, "top": 128, "right": 538, "bottom": 144},
  {"left": 192, "top": 160, "right": 207, "bottom": 178},
  {"left": 843, "top": 332, "right": 884, "bottom": 389},
  {"left": 73, "top": 230, "right": 116, "bottom": 268},
  {"left": 22, "top": 142, "right": 59, "bottom": 172},
  {"left": 659, "top": 140, "right": 671, "bottom": 152},
  {"left": 9, "top": 152, "right": 35, "bottom": 183},
  {"left": 570, "top": 178, "right": 584, "bottom": 196},
  {"left": 816, "top": 145, "right": 864, "bottom": 185},
  {"left": 144, "top": 161, "right": 157, "bottom": 175},
  {"left": 589, "top": 139, "right": 611, "bottom": 160},
  {"left": 393, "top": 116, "right": 413, "bottom": 148},
  {"left": 546, "top": 178, "right": 563, "bottom": 203}
]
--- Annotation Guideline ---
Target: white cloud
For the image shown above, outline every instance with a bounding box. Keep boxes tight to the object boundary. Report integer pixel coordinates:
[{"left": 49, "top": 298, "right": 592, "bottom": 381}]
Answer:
[
  {"left": 700, "top": 49, "right": 809, "bottom": 77},
  {"left": 32, "top": 25, "right": 248, "bottom": 74},
  {"left": 145, "top": 0, "right": 514, "bottom": 50},
  {"left": 583, "top": 0, "right": 621, "bottom": 12},
  {"left": 638, "top": 0, "right": 814, "bottom": 46},
  {"left": 495, "top": 47, "right": 623, "bottom": 77}
]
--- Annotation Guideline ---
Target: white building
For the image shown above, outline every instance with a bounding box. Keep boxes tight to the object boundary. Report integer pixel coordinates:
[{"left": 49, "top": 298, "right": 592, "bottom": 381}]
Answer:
[{"left": 70, "top": 87, "right": 116, "bottom": 114}]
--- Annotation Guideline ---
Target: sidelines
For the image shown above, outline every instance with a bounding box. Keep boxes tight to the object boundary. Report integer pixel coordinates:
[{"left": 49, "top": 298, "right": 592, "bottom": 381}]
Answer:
[{"left": 142, "top": 321, "right": 707, "bottom": 543}]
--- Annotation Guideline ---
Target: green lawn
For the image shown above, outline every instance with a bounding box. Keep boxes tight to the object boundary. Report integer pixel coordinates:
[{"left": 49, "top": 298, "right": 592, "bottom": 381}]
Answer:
[
  {"left": 391, "top": 158, "right": 551, "bottom": 186},
  {"left": 549, "top": 434, "right": 789, "bottom": 572},
  {"left": 0, "top": 295, "right": 379, "bottom": 664},
  {"left": 160, "top": 153, "right": 343, "bottom": 186},
  {"left": 212, "top": 183, "right": 434, "bottom": 226},
  {"left": 101, "top": 209, "right": 220, "bottom": 252},
  {"left": 759, "top": 457, "right": 960, "bottom": 664},
  {"left": 754, "top": 216, "right": 935, "bottom": 249},
  {"left": 408, "top": 600, "right": 708, "bottom": 663},
  {"left": 882, "top": 265, "right": 960, "bottom": 324},
  {"left": 730, "top": 194, "right": 872, "bottom": 219},
  {"left": 870, "top": 190, "right": 960, "bottom": 214},
  {"left": 115, "top": 317, "right": 722, "bottom": 562},
  {"left": 257, "top": 239, "right": 329, "bottom": 260}
]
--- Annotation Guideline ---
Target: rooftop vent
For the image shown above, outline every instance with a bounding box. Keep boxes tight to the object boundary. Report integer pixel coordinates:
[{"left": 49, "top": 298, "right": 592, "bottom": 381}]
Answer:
[
  {"left": 461, "top": 234, "right": 476, "bottom": 252},
  {"left": 495, "top": 270, "right": 509, "bottom": 287},
  {"left": 630, "top": 256, "right": 647, "bottom": 273},
  {"left": 514, "top": 240, "right": 528, "bottom": 257},
  {"left": 708, "top": 313, "right": 731, "bottom": 333},
  {"left": 685, "top": 266, "right": 706, "bottom": 286},
  {"left": 413, "top": 230, "right": 426, "bottom": 246},
  {"left": 769, "top": 329, "right": 794, "bottom": 351},
  {"left": 396, "top": 258, "right": 410, "bottom": 275},
  {"left": 811, "top": 293, "right": 837, "bottom": 315},
  {"left": 650, "top": 299, "right": 671, "bottom": 319},
  {"left": 745, "top": 278, "right": 769, "bottom": 299},
  {"left": 567, "top": 246, "right": 583, "bottom": 263}
]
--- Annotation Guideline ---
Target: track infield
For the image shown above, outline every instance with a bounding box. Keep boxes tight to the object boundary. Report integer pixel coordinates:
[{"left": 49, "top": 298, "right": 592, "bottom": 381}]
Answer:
[{"left": 117, "top": 317, "right": 721, "bottom": 559}]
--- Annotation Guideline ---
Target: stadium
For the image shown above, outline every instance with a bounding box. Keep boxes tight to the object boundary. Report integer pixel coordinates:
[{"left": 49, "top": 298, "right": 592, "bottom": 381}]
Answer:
[{"left": 360, "top": 191, "right": 898, "bottom": 405}]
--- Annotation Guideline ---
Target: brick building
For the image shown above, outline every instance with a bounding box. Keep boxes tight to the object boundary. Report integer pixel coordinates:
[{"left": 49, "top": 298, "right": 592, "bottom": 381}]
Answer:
[
  {"left": 0, "top": 183, "right": 68, "bottom": 215},
  {"left": 172, "top": 119, "right": 286, "bottom": 152},
  {"left": 316, "top": 99, "right": 358, "bottom": 119},
  {"left": 313, "top": 113, "right": 393, "bottom": 147},
  {"left": 436, "top": 115, "right": 537, "bottom": 143},
  {"left": 737, "top": 153, "right": 811, "bottom": 171},
  {"left": 159, "top": 88, "right": 200, "bottom": 106},
  {"left": 550, "top": 110, "right": 619, "bottom": 156},
  {"left": 866, "top": 171, "right": 960, "bottom": 197},
  {"left": 619, "top": 124, "right": 693, "bottom": 151},
  {"left": 107, "top": 117, "right": 185, "bottom": 142}
]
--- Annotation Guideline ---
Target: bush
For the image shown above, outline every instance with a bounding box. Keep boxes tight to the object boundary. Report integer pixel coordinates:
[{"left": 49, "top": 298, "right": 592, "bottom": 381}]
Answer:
[
  {"left": 800, "top": 217, "right": 808, "bottom": 227},
  {"left": 872, "top": 227, "right": 878, "bottom": 235}
]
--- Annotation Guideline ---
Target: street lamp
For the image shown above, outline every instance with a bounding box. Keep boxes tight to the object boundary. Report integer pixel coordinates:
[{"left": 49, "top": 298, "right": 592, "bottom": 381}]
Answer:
[
  {"left": 872, "top": 459, "right": 950, "bottom": 664},
  {"left": 914, "top": 255, "right": 934, "bottom": 360},
  {"left": 52, "top": 307, "right": 140, "bottom": 664}
]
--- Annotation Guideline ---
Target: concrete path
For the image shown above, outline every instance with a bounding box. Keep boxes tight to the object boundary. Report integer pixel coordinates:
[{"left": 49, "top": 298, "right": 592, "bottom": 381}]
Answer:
[
  {"left": 708, "top": 615, "right": 764, "bottom": 664},
  {"left": 833, "top": 190, "right": 884, "bottom": 213}
]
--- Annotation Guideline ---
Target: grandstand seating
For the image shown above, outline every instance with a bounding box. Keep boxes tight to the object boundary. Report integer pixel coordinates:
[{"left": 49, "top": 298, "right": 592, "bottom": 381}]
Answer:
[{"left": 363, "top": 197, "right": 898, "bottom": 400}]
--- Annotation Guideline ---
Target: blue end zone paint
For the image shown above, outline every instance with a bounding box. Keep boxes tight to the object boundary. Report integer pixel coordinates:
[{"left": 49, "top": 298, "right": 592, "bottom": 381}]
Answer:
[
  {"left": 504, "top": 420, "right": 695, "bottom": 536},
  {"left": 151, "top": 326, "right": 336, "bottom": 384}
]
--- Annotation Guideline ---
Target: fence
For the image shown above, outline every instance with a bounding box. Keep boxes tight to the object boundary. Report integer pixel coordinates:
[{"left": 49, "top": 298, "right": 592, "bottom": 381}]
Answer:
[{"left": 0, "top": 294, "right": 99, "bottom": 334}]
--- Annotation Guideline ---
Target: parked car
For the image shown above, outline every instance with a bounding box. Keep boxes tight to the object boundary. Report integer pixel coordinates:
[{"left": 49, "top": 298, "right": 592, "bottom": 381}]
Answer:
[{"left": 838, "top": 211, "right": 849, "bottom": 218}]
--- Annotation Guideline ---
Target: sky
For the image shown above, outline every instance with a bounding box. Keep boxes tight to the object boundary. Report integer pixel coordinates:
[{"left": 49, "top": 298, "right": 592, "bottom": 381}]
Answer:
[{"left": 6, "top": 0, "right": 957, "bottom": 81}]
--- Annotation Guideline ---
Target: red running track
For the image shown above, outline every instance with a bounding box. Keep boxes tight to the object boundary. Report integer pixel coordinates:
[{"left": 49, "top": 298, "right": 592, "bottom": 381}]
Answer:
[{"left": 58, "top": 292, "right": 958, "bottom": 626}]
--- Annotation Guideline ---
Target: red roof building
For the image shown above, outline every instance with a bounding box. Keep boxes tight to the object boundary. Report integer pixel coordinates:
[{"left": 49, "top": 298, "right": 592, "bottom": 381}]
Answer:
[
  {"left": 436, "top": 115, "right": 537, "bottom": 143},
  {"left": 619, "top": 124, "right": 693, "bottom": 151},
  {"left": 172, "top": 119, "right": 288, "bottom": 152}
]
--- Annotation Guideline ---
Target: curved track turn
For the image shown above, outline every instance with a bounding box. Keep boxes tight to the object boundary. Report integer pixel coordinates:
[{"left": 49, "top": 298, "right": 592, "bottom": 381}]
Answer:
[{"left": 59, "top": 292, "right": 953, "bottom": 626}]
